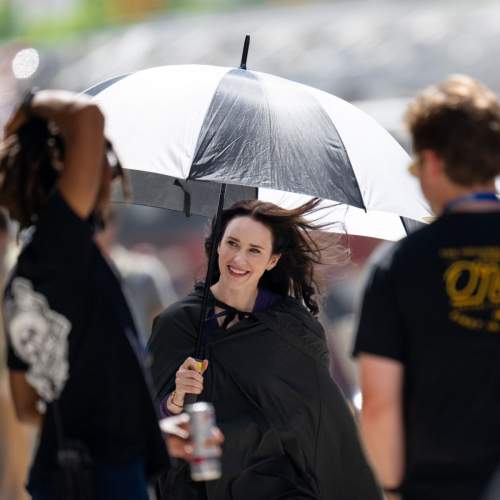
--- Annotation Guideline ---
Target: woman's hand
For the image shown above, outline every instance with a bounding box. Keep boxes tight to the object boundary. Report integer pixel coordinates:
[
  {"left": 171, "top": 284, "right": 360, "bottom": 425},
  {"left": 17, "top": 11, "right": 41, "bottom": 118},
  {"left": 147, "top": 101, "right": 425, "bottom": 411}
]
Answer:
[
  {"left": 167, "top": 357, "right": 209, "bottom": 415},
  {"left": 160, "top": 413, "right": 224, "bottom": 461}
]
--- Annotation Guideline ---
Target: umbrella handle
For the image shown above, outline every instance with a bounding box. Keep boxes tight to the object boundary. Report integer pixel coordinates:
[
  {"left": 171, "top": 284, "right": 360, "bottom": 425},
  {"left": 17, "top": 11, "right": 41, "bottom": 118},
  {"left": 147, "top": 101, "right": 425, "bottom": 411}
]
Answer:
[
  {"left": 184, "top": 393, "right": 198, "bottom": 407},
  {"left": 184, "top": 358, "right": 204, "bottom": 407}
]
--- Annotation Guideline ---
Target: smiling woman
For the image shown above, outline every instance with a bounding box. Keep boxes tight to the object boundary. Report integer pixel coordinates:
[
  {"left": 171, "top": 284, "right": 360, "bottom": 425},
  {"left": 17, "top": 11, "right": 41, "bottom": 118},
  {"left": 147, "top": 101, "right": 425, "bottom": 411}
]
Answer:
[
  {"left": 148, "top": 199, "right": 382, "bottom": 500},
  {"left": 203, "top": 198, "right": 346, "bottom": 317}
]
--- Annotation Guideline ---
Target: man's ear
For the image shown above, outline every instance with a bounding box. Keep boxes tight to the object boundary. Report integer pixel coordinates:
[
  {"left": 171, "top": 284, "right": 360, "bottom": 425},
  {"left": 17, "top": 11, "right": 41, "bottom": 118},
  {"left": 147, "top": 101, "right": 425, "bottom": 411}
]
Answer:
[{"left": 421, "top": 149, "right": 445, "bottom": 178}]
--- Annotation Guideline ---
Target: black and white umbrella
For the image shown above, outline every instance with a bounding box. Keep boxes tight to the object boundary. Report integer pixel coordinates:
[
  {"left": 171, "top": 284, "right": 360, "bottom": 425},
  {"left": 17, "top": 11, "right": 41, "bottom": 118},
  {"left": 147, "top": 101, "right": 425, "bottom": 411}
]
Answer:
[
  {"left": 86, "top": 46, "right": 431, "bottom": 241},
  {"left": 86, "top": 38, "right": 431, "bottom": 384}
]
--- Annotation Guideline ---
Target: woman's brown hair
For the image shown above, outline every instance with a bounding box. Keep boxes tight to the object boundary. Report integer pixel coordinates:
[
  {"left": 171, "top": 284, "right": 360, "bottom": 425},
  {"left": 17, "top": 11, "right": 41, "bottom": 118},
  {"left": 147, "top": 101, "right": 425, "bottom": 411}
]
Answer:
[{"left": 204, "top": 198, "right": 349, "bottom": 316}]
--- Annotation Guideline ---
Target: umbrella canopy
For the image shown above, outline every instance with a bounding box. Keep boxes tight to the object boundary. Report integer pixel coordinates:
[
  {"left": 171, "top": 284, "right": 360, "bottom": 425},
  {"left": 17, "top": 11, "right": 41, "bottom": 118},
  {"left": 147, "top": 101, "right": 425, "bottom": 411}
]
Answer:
[
  {"left": 85, "top": 49, "right": 433, "bottom": 378},
  {"left": 86, "top": 64, "right": 431, "bottom": 239}
]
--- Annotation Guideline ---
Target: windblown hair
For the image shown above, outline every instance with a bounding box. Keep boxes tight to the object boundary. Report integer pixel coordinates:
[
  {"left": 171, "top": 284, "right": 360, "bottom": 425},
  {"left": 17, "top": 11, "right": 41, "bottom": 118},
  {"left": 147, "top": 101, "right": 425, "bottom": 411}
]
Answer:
[
  {"left": 204, "top": 198, "right": 350, "bottom": 316},
  {"left": 405, "top": 74, "right": 500, "bottom": 185},
  {"left": 0, "top": 117, "right": 129, "bottom": 233}
]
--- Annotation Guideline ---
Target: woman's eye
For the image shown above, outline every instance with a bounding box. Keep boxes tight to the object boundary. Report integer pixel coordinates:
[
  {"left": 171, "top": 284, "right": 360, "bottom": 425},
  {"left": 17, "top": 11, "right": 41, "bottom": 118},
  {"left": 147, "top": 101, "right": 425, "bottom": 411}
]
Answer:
[
  {"left": 228, "top": 241, "right": 237, "bottom": 247},
  {"left": 250, "top": 249, "right": 260, "bottom": 254}
]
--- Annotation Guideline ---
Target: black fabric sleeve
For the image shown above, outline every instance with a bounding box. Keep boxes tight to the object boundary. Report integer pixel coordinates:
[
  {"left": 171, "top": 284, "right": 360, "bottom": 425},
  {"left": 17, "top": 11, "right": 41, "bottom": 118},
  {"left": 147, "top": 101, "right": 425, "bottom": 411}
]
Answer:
[
  {"left": 353, "top": 242, "right": 407, "bottom": 363},
  {"left": 4, "top": 190, "right": 92, "bottom": 370},
  {"left": 31, "top": 190, "right": 94, "bottom": 267}
]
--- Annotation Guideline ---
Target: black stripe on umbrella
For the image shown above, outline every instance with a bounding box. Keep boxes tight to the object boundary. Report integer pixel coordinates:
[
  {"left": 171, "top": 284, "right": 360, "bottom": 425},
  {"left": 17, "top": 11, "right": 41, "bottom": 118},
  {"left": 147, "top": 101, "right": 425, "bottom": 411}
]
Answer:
[
  {"left": 400, "top": 216, "right": 426, "bottom": 234},
  {"left": 111, "top": 170, "right": 257, "bottom": 216},
  {"left": 190, "top": 68, "right": 365, "bottom": 210},
  {"left": 85, "top": 73, "right": 132, "bottom": 97}
]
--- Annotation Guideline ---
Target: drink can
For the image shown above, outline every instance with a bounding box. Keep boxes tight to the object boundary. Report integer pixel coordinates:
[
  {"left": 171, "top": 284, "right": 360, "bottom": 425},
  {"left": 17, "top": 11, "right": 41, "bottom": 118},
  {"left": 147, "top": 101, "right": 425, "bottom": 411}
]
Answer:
[{"left": 185, "top": 402, "right": 222, "bottom": 482}]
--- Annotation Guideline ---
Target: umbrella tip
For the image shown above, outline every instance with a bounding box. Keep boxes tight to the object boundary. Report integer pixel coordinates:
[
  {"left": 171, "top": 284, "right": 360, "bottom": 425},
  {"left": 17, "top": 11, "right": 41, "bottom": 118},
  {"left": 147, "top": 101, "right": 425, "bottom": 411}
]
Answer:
[{"left": 239, "top": 34, "right": 250, "bottom": 70}]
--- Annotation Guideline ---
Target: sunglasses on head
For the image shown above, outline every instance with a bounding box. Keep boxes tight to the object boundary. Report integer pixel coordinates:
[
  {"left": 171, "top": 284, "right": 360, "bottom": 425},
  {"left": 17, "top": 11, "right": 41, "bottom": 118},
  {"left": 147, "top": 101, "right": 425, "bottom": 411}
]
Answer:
[
  {"left": 105, "top": 140, "right": 123, "bottom": 180},
  {"left": 408, "top": 154, "right": 424, "bottom": 178}
]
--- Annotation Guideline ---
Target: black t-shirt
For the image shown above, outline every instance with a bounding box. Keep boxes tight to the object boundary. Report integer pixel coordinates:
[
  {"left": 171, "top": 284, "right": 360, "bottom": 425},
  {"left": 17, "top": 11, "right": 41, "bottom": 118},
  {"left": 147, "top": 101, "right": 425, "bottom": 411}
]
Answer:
[
  {"left": 354, "top": 211, "right": 500, "bottom": 500},
  {"left": 5, "top": 191, "right": 169, "bottom": 482}
]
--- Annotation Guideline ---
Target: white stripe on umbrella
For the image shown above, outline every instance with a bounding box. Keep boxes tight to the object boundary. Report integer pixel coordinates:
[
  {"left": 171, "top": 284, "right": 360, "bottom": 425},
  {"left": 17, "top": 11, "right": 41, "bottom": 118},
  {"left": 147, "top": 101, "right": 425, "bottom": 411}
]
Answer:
[
  {"left": 301, "top": 82, "right": 430, "bottom": 221},
  {"left": 94, "top": 65, "right": 231, "bottom": 179},
  {"left": 259, "top": 188, "right": 408, "bottom": 241}
]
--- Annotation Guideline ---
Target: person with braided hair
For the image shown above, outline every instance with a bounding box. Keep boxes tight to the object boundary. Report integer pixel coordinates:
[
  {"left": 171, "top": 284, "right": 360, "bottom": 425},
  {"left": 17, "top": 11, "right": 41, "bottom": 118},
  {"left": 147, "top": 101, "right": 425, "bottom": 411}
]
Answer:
[
  {"left": 148, "top": 199, "right": 382, "bottom": 500},
  {"left": 0, "top": 90, "right": 190, "bottom": 499}
]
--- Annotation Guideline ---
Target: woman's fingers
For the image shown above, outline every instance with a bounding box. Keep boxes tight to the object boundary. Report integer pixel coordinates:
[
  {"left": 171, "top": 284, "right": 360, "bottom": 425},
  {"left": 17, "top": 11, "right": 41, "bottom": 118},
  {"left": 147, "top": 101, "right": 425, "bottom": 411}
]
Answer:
[
  {"left": 212, "top": 427, "right": 224, "bottom": 444},
  {"left": 201, "top": 359, "right": 209, "bottom": 375},
  {"left": 176, "top": 382, "right": 203, "bottom": 395},
  {"left": 181, "top": 357, "right": 201, "bottom": 372},
  {"left": 160, "top": 413, "right": 190, "bottom": 438},
  {"left": 176, "top": 374, "right": 204, "bottom": 385},
  {"left": 176, "top": 369, "right": 204, "bottom": 383},
  {"left": 160, "top": 414, "right": 192, "bottom": 460},
  {"left": 176, "top": 357, "right": 210, "bottom": 396}
]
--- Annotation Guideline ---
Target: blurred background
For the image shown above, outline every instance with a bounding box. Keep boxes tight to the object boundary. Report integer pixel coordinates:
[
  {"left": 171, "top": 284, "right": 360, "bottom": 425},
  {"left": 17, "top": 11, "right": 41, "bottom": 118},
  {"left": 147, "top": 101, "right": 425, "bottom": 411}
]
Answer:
[{"left": 1, "top": 0, "right": 499, "bottom": 497}]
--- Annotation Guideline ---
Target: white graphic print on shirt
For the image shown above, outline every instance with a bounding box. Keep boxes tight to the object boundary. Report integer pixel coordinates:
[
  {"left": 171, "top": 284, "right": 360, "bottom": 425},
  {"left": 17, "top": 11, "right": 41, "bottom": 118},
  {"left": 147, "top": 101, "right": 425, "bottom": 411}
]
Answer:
[{"left": 5, "top": 277, "right": 71, "bottom": 402}]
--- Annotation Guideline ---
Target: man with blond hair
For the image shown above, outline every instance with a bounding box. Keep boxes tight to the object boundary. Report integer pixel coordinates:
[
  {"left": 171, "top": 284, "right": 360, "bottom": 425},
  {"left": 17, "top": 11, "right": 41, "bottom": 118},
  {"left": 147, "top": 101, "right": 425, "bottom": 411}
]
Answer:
[{"left": 354, "top": 75, "right": 500, "bottom": 500}]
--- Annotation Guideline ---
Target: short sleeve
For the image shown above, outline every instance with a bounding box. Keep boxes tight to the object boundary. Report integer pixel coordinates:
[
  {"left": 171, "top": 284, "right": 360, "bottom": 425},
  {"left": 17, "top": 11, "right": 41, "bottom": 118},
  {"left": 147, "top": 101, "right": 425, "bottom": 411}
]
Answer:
[
  {"left": 353, "top": 242, "right": 407, "bottom": 363},
  {"left": 31, "top": 190, "right": 94, "bottom": 267},
  {"left": 3, "top": 282, "right": 29, "bottom": 371}
]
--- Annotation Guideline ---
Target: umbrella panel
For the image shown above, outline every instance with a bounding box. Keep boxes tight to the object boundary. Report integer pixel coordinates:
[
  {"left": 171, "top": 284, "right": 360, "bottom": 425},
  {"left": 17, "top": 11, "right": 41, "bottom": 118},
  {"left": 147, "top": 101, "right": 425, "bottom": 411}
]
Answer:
[
  {"left": 190, "top": 69, "right": 365, "bottom": 209},
  {"left": 111, "top": 169, "right": 256, "bottom": 215}
]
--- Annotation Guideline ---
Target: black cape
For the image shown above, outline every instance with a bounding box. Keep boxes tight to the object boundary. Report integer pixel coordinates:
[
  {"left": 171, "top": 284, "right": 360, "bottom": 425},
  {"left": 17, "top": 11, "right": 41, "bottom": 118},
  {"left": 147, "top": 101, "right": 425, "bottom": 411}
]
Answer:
[{"left": 149, "top": 286, "right": 381, "bottom": 500}]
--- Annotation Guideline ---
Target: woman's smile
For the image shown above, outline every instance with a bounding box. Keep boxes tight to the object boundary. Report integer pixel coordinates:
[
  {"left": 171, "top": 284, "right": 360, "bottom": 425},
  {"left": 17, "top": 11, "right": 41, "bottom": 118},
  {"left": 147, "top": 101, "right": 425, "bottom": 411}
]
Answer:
[{"left": 227, "top": 265, "right": 250, "bottom": 277}]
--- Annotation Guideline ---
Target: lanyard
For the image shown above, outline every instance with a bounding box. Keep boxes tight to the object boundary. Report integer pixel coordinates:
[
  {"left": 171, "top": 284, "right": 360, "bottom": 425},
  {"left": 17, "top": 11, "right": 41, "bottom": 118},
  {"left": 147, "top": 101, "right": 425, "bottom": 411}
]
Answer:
[{"left": 443, "top": 192, "right": 500, "bottom": 214}]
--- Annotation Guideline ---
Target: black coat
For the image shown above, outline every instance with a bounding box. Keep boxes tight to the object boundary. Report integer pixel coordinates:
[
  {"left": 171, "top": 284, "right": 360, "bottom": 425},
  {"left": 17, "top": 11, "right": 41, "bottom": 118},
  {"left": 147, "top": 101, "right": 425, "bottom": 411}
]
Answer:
[{"left": 149, "top": 286, "right": 381, "bottom": 500}]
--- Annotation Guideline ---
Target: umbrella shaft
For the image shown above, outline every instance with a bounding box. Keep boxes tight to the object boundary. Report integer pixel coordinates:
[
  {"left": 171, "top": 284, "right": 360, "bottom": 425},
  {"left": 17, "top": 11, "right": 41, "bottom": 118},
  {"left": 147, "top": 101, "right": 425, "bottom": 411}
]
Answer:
[{"left": 195, "top": 183, "right": 227, "bottom": 359}]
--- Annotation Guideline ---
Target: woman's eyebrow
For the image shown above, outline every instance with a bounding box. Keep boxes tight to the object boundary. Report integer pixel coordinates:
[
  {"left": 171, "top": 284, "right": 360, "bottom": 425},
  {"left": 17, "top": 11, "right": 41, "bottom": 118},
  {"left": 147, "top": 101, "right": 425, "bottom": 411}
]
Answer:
[{"left": 227, "top": 236, "right": 265, "bottom": 250}]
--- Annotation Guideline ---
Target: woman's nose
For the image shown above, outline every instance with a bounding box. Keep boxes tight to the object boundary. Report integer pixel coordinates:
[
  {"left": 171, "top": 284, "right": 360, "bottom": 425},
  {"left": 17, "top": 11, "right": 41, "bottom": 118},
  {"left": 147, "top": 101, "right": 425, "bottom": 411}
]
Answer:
[{"left": 234, "top": 250, "right": 246, "bottom": 264}]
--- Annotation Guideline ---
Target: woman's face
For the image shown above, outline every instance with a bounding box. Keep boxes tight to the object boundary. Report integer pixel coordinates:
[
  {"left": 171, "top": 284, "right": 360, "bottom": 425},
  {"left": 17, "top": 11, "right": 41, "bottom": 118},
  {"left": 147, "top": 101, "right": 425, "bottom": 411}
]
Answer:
[{"left": 217, "top": 216, "right": 280, "bottom": 293}]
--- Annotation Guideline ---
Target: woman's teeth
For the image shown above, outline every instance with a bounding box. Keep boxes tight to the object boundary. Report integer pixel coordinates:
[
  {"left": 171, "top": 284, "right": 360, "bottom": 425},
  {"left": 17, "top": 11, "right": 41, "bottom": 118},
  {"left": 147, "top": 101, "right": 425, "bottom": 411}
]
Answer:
[{"left": 229, "top": 266, "right": 248, "bottom": 275}]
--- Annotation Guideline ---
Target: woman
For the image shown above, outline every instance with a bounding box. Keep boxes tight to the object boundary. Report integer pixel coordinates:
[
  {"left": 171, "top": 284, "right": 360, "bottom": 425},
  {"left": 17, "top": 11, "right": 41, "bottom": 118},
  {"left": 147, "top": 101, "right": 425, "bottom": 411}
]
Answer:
[
  {"left": 0, "top": 90, "right": 175, "bottom": 499},
  {"left": 149, "top": 199, "right": 382, "bottom": 500}
]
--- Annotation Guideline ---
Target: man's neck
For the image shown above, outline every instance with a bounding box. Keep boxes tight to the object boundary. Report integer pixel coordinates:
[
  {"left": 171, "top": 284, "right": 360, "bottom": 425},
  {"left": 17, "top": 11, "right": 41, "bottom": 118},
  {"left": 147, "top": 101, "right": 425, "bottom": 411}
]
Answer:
[{"left": 436, "top": 182, "right": 498, "bottom": 215}]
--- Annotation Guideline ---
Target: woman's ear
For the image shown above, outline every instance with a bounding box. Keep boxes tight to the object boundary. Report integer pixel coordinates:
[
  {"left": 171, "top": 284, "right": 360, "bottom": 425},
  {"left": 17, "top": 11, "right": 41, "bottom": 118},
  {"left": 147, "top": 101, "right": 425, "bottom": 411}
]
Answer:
[
  {"left": 267, "top": 254, "right": 281, "bottom": 271},
  {"left": 217, "top": 241, "right": 221, "bottom": 254}
]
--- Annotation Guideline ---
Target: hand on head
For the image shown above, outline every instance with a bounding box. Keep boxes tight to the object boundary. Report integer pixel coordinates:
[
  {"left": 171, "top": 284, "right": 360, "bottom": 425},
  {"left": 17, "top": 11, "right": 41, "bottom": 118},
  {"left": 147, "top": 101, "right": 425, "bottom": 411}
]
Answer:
[{"left": 4, "top": 104, "right": 28, "bottom": 139}]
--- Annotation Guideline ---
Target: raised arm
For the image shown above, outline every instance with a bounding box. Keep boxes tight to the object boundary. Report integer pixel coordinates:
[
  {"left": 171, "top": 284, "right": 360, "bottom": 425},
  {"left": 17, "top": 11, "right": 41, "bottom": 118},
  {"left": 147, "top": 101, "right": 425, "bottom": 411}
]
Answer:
[
  {"left": 9, "top": 371, "right": 42, "bottom": 427},
  {"left": 4, "top": 90, "right": 106, "bottom": 219}
]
